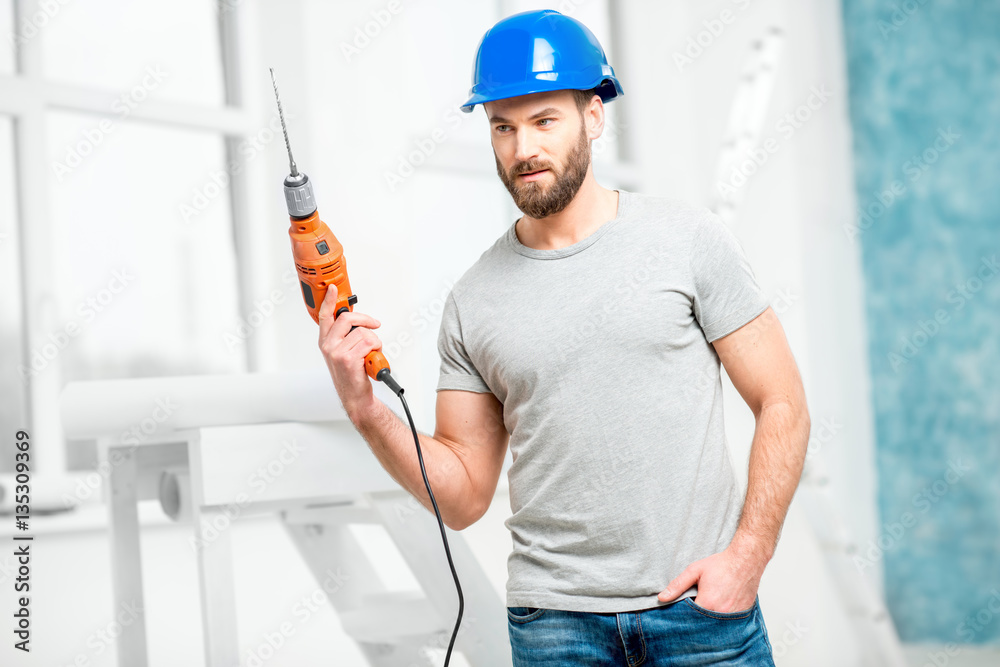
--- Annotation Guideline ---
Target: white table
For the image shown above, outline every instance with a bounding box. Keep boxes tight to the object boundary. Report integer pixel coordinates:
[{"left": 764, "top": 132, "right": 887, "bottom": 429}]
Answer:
[{"left": 62, "top": 372, "right": 511, "bottom": 666}]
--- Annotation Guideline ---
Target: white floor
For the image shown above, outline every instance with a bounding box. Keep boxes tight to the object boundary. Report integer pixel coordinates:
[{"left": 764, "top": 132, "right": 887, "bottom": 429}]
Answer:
[{"left": 902, "top": 645, "right": 1000, "bottom": 667}]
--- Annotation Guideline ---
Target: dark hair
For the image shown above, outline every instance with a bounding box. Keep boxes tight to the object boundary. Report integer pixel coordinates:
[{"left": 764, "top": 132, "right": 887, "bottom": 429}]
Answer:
[{"left": 571, "top": 88, "right": 599, "bottom": 113}]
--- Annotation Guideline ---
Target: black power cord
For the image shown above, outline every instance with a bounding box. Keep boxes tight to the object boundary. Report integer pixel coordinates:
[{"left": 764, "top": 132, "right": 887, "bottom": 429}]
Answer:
[{"left": 384, "top": 376, "right": 464, "bottom": 666}]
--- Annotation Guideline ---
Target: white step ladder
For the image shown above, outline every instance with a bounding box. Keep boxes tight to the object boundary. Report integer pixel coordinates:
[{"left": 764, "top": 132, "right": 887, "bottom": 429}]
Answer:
[
  {"left": 710, "top": 26, "right": 908, "bottom": 666},
  {"left": 797, "top": 455, "right": 908, "bottom": 666},
  {"left": 281, "top": 490, "right": 511, "bottom": 666}
]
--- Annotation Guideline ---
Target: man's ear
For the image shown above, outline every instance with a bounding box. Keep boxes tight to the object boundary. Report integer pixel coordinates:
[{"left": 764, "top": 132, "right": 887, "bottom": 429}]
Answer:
[{"left": 584, "top": 95, "right": 605, "bottom": 141}]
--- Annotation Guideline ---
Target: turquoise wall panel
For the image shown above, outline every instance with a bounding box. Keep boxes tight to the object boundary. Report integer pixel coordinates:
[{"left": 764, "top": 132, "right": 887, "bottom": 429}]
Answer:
[{"left": 840, "top": 0, "right": 1000, "bottom": 643}]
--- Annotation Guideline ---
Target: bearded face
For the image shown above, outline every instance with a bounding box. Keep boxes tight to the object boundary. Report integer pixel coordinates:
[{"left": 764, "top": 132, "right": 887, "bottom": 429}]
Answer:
[{"left": 494, "top": 121, "right": 591, "bottom": 219}]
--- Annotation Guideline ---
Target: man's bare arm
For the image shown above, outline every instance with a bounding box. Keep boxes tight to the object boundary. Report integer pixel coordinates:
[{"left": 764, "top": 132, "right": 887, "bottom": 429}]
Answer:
[
  {"left": 713, "top": 306, "right": 811, "bottom": 563},
  {"left": 349, "top": 389, "right": 509, "bottom": 531},
  {"left": 659, "top": 306, "right": 810, "bottom": 611},
  {"left": 317, "top": 282, "right": 509, "bottom": 531}
]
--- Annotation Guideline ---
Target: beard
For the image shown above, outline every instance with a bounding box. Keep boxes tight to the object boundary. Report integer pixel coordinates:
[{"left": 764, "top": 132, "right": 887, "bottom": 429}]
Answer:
[{"left": 494, "top": 126, "right": 591, "bottom": 219}]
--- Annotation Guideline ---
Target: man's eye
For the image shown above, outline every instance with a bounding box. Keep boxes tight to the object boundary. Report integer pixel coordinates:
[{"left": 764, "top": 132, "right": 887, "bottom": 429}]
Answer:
[
  {"left": 496, "top": 125, "right": 511, "bottom": 133},
  {"left": 538, "top": 118, "right": 553, "bottom": 126}
]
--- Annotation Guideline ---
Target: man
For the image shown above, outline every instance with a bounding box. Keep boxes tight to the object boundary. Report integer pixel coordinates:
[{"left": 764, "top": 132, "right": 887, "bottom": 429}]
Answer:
[{"left": 318, "top": 9, "right": 810, "bottom": 666}]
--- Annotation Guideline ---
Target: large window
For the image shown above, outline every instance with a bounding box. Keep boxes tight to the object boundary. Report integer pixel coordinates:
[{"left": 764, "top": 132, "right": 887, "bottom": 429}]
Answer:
[
  {"left": 1, "top": 0, "right": 634, "bottom": 471},
  {"left": 1, "top": 0, "right": 260, "bottom": 472}
]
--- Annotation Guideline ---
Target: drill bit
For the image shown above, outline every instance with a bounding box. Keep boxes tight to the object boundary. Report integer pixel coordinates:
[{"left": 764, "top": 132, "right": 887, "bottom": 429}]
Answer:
[
  {"left": 271, "top": 67, "right": 316, "bottom": 218},
  {"left": 269, "top": 67, "right": 299, "bottom": 178}
]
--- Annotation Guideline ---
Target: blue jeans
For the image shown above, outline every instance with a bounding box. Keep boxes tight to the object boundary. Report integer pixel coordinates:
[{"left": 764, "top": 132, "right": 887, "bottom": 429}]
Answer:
[{"left": 507, "top": 596, "right": 775, "bottom": 666}]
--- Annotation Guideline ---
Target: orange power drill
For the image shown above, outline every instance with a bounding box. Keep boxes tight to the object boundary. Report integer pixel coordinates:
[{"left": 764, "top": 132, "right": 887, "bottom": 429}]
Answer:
[
  {"left": 270, "top": 70, "right": 464, "bottom": 666},
  {"left": 270, "top": 69, "right": 402, "bottom": 396}
]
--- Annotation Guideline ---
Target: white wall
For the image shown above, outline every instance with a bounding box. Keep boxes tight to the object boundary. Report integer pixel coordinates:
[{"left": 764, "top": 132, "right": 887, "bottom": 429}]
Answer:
[{"left": 606, "top": 1, "right": 882, "bottom": 664}]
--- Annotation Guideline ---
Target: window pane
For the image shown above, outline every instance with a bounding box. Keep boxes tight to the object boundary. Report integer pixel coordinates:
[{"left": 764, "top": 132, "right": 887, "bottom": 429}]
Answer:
[
  {"left": 0, "top": 0, "right": 14, "bottom": 74},
  {"left": 0, "top": 115, "right": 26, "bottom": 472},
  {"left": 41, "top": 0, "right": 225, "bottom": 107},
  {"left": 45, "top": 111, "right": 244, "bottom": 381}
]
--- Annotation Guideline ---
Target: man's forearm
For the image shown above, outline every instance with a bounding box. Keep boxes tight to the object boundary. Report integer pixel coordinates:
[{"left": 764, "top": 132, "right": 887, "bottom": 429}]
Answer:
[
  {"left": 730, "top": 400, "right": 811, "bottom": 564},
  {"left": 348, "top": 398, "right": 473, "bottom": 528}
]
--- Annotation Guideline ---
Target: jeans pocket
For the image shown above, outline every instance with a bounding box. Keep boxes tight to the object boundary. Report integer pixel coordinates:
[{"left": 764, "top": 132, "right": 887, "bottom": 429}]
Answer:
[
  {"left": 507, "top": 606, "right": 546, "bottom": 623},
  {"left": 683, "top": 596, "right": 757, "bottom": 620}
]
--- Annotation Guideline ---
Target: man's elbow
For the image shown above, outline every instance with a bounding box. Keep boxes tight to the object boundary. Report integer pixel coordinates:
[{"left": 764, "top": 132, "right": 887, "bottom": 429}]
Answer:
[
  {"left": 791, "top": 392, "right": 811, "bottom": 437},
  {"left": 759, "top": 396, "right": 810, "bottom": 434},
  {"left": 445, "top": 516, "right": 472, "bottom": 531},
  {"left": 444, "top": 505, "right": 485, "bottom": 532},
  {"left": 788, "top": 399, "right": 811, "bottom": 459}
]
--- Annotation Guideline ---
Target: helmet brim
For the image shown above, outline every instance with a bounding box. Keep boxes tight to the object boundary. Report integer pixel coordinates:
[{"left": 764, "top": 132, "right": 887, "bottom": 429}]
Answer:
[{"left": 460, "top": 76, "right": 623, "bottom": 113}]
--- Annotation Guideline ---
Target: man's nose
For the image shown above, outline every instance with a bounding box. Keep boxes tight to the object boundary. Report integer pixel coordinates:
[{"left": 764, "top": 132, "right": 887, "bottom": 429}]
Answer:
[{"left": 514, "top": 129, "right": 541, "bottom": 163}]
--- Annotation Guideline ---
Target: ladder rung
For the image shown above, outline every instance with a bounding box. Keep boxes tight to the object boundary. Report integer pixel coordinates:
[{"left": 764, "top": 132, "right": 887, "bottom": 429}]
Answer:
[
  {"left": 339, "top": 590, "right": 445, "bottom": 643},
  {"left": 283, "top": 503, "right": 379, "bottom": 525}
]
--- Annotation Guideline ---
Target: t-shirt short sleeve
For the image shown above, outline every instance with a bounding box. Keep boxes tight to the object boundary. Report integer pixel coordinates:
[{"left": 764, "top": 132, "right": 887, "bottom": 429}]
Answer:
[
  {"left": 436, "top": 291, "right": 493, "bottom": 393},
  {"left": 691, "top": 214, "right": 770, "bottom": 343}
]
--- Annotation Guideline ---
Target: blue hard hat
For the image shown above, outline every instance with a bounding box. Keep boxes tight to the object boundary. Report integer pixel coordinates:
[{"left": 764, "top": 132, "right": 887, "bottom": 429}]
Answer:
[{"left": 461, "top": 9, "right": 624, "bottom": 113}]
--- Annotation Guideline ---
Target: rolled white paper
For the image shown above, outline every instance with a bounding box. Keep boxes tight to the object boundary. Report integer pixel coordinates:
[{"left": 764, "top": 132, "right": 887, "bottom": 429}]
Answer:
[{"left": 59, "top": 369, "right": 350, "bottom": 439}]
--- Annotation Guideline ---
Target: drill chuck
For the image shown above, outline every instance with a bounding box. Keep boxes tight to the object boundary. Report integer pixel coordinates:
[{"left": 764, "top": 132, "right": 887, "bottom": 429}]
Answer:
[{"left": 283, "top": 172, "right": 317, "bottom": 218}]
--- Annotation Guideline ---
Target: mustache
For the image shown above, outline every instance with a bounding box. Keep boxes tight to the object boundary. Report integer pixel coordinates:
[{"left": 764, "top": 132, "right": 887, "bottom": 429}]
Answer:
[{"left": 510, "top": 160, "right": 555, "bottom": 177}]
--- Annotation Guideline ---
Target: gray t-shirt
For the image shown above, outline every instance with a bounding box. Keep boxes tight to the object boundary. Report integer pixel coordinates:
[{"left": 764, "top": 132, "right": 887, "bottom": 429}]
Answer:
[{"left": 435, "top": 189, "right": 769, "bottom": 613}]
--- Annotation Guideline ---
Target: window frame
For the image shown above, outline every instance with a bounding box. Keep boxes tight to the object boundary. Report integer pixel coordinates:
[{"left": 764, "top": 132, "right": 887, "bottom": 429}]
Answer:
[{"left": 0, "top": 0, "right": 270, "bottom": 472}]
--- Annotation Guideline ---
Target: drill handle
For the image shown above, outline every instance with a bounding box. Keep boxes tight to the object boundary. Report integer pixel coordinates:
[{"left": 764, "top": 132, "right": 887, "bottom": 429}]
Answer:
[{"left": 335, "top": 307, "right": 392, "bottom": 382}]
